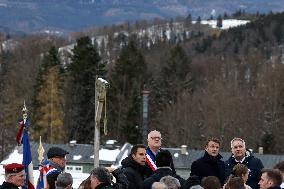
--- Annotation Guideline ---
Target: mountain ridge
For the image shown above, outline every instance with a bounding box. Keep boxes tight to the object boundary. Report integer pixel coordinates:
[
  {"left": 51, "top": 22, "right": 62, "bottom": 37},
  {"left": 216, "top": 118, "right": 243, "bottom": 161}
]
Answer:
[{"left": 0, "top": 0, "right": 284, "bottom": 34}]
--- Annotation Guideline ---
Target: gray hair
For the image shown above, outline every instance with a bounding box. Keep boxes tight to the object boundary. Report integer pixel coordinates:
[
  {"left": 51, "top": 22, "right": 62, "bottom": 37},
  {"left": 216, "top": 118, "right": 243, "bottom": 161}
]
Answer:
[
  {"left": 56, "top": 173, "right": 73, "bottom": 188},
  {"left": 160, "top": 176, "right": 180, "bottom": 189},
  {"left": 152, "top": 182, "right": 168, "bottom": 189},
  {"left": 230, "top": 137, "right": 246, "bottom": 148},
  {"left": 148, "top": 130, "right": 161, "bottom": 139}
]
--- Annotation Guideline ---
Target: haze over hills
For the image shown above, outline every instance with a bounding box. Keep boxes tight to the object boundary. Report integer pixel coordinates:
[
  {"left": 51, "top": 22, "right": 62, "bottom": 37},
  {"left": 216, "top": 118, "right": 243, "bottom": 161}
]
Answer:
[{"left": 0, "top": 0, "right": 284, "bottom": 35}]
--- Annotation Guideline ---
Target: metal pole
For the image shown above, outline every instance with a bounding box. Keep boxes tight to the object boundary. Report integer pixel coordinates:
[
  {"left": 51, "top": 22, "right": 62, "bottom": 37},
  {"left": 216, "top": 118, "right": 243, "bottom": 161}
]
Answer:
[
  {"left": 142, "top": 90, "right": 150, "bottom": 144},
  {"left": 94, "top": 78, "right": 99, "bottom": 167}
]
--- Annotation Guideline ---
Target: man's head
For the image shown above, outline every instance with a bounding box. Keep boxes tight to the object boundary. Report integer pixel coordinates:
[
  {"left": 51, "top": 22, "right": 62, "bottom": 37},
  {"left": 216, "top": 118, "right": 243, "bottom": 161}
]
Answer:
[
  {"left": 131, "top": 144, "right": 146, "bottom": 166},
  {"left": 90, "top": 167, "right": 112, "bottom": 189},
  {"left": 56, "top": 172, "right": 73, "bottom": 189},
  {"left": 201, "top": 176, "right": 221, "bottom": 189},
  {"left": 156, "top": 150, "right": 172, "bottom": 168},
  {"left": 4, "top": 163, "right": 25, "bottom": 187},
  {"left": 47, "top": 147, "right": 69, "bottom": 168},
  {"left": 273, "top": 161, "right": 284, "bottom": 181},
  {"left": 259, "top": 169, "right": 282, "bottom": 189},
  {"left": 160, "top": 175, "right": 181, "bottom": 189},
  {"left": 230, "top": 138, "right": 246, "bottom": 161},
  {"left": 226, "top": 177, "right": 244, "bottom": 189},
  {"left": 152, "top": 182, "right": 168, "bottom": 189},
  {"left": 147, "top": 130, "right": 162, "bottom": 152},
  {"left": 205, "top": 137, "right": 220, "bottom": 157}
]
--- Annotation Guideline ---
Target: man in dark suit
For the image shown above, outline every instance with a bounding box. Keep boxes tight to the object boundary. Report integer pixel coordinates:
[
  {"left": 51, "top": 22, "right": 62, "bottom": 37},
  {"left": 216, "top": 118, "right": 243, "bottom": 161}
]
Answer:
[{"left": 190, "top": 137, "right": 225, "bottom": 185}]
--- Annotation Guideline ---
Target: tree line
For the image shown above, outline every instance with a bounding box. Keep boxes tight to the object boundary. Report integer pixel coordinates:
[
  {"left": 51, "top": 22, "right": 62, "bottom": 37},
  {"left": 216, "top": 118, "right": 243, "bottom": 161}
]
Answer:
[{"left": 1, "top": 12, "right": 284, "bottom": 160}]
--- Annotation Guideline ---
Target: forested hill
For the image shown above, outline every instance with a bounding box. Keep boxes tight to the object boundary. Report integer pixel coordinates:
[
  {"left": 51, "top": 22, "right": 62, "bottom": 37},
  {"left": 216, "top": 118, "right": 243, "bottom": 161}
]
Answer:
[
  {"left": 1, "top": 12, "right": 284, "bottom": 161},
  {"left": 0, "top": 0, "right": 284, "bottom": 34}
]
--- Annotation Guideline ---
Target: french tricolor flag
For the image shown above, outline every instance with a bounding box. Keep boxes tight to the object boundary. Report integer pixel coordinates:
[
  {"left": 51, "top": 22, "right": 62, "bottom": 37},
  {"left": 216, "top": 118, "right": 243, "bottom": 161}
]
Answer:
[{"left": 17, "top": 118, "right": 35, "bottom": 189}]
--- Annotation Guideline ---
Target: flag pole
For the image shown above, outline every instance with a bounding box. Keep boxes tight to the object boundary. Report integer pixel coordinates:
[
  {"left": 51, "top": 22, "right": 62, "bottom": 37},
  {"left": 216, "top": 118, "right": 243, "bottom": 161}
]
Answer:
[{"left": 21, "top": 101, "right": 35, "bottom": 189}]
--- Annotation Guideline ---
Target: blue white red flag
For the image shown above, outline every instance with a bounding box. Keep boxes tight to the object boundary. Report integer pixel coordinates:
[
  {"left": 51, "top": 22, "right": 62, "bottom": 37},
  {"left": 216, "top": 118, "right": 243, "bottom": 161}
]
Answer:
[
  {"left": 21, "top": 118, "right": 35, "bottom": 189},
  {"left": 36, "top": 160, "right": 49, "bottom": 189},
  {"left": 146, "top": 148, "right": 157, "bottom": 172}
]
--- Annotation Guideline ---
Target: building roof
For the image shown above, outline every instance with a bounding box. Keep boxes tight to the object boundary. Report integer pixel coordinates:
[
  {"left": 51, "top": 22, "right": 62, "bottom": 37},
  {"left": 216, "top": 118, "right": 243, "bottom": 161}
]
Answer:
[{"left": 15, "top": 141, "right": 128, "bottom": 167}]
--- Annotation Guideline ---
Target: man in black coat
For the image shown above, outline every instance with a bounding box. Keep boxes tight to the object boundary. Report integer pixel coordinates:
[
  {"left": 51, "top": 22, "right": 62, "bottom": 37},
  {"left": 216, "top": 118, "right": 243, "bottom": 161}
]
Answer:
[
  {"left": 90, "top": 167, "right": 128, "bottom": 189},
  {"left": 225, "top": 137, "right": 264, "bottom": 189},
  {"left": 190, "top": 137, "right": 225, "bottom": 185},
  {"left": 121, "top": 144, "right": 147, "bottom": 189},
  {"left": 0, "top": 163, "right": 25, "bottom": 189},
  {"left": 143, "top": 150, "right": 185, "bottom": 189}
]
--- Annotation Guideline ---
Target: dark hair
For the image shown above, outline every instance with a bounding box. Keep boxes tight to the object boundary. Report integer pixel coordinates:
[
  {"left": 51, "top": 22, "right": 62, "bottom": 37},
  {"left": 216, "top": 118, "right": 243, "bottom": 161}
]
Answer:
[
  {"left": 79, "top": 176, "right": 91, "bottom": 189},
  {"left": 226, "top": 177, "right": 244, "bottom": 189},
  {"left": 274, "top": 161, "right": 284, "bottom": 172},
  {"left": 90, "top": 167, "right": 112, "bottom": 184},
  {"left": 130, "top": 144, "right": 146, "bottom": 156},
  {"left": 261, "top": 168, "right": 282, "bottom": 186},
  {"left": 56, "top": 173, "right": 73, "bottom": 188},
  {"left": 201, "top": 176, "right": 221, "bottom": 189},
  {"left": 205, "top": 137, "right": 220, "bottom": 147},
  {"left": 231, "top": 164, "right": 248, "bottom": 177},
  {"left": 156, "top": 150, "right": 172, "bottom": 167}
]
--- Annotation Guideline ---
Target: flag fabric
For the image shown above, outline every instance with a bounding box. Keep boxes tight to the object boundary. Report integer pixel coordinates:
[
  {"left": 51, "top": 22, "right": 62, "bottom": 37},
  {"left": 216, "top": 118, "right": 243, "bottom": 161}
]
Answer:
[
  {"left": 16, "top": 121, "right": 25, "bottom": 145},
  {"left": 20, "top": 118, "right": 35, "bottom": 189},
  {"left": 36, "top": 160, "right": 49, "bottom": 189}
]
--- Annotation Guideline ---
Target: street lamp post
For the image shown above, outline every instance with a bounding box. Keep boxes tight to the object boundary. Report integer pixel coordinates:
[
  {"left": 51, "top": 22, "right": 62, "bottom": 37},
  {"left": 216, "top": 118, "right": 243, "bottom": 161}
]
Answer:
[{"left": 142, "top": 90, "right": 150, "bottom": 144}]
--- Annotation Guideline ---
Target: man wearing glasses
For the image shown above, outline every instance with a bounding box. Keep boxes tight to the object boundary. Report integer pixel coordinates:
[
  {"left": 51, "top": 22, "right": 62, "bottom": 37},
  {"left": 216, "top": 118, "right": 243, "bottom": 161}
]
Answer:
[
  {"left": 45, "top": 147, "right": 69, "bottom": 189},
  {"left": 0, "top": 163, "right": 25, "bottom": 189},
  {"left": 145, "top": 130, "right": 162, "bottom": 176}
]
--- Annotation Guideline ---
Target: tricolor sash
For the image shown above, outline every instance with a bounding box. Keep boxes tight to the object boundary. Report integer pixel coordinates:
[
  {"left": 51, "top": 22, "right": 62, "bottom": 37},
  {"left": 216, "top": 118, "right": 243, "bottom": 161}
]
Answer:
[{"left": 146, "top": 148, "right": 157, "bottom": 171}]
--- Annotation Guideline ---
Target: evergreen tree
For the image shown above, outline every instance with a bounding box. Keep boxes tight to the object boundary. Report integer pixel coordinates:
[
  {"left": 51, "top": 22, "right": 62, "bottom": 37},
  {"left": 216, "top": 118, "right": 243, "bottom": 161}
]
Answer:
[
  {"left": 217, "top": 15, "right": 223, "bottom": 28},
  {"left": 197, "top": 16, "right": 202, "bottom": 24},
  {"left": 108, "top": 40, "right": 148, "bottom": 144},
  {"left": 159, "top": 45, "right": 193, "bottom": 105},
  {"left": 65, "top": 36, "right": 106, "bottom": 143},
  {"left": 32, "top": 46, "right": 66, "bottom": 143}
]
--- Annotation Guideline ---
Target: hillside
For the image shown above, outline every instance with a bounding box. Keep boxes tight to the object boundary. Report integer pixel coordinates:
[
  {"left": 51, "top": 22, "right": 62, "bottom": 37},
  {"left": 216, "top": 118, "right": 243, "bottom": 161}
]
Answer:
[
  {"left": 0, "top": 0, "right": 284, "bottom": 34},
  {"left": 1, "top": 12, "right": 284, "bottom": 158}
]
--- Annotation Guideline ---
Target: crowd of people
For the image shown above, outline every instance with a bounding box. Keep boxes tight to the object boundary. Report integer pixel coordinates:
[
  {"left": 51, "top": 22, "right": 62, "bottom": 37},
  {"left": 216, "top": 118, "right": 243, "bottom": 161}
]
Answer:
[{"left": 1, "top": 130, "right": 284, "bottom": 189}]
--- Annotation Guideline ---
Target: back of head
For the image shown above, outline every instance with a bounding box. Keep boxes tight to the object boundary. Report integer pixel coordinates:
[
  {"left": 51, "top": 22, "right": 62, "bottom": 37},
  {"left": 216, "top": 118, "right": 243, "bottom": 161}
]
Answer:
[
  {"left": 160, "top": 175, "right": 180, "bottom": 189},
  {"left": 156, "top": 150, "right": 172, "bottom": 167},
  {"left": 231, "top": 164, "right": 248, "bottom": 177},
  {"left": 90, "top": 167, "right": 112, "bottom": 184},
  {"left": 226, "top": 177, "right": 244, "bottom": 189},
  {"left": 274, "top": 161, "right": 284, "bottom": 173},
  {"left": 152, "top": 182, "right": 168, "bottom": 189},
  {"left": 79, "top": 176, "right": 91, "bottom": 189},
  {"left": 56, "top": 173, "right": 73, "bottom": 188},
  {"left": 201, "top": 176, "right": 221, "bottom": 189}
]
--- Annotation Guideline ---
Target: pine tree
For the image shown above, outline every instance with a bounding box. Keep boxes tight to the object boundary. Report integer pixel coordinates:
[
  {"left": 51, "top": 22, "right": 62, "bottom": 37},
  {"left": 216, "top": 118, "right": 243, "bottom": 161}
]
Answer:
[
  {"left": 108, "top": 40, "right": 148, "bottom": 144},
  {"left": 217, "top": 15, "right": 223, "bottom": 28},
  {"left": 159, "top": 45, "right": 193, "bottom": 105},
  {"left": 32, "top": 46, "right": 66, "bottom": 143},
  {"left": 65, "top": 36, "right": 106, "bottom": 143}
]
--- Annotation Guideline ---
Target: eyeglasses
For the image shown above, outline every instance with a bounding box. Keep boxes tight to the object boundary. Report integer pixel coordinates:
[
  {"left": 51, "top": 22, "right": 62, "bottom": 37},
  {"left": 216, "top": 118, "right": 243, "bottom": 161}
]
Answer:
[{"left": 151, "top": 137, "right": 162, "bottom": 140}]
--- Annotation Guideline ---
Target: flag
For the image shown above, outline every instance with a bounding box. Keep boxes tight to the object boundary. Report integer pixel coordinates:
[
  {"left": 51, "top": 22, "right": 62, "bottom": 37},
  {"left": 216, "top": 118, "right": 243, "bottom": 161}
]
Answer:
[
  {"left": 36, "top": 160, "right": 48, "bottom": 189},
  {"left": 21, "top": 118, "right": 35, "bottom": 189},
  {"left": 16, "top": 121, "right": 25, "bottom": 145}
]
